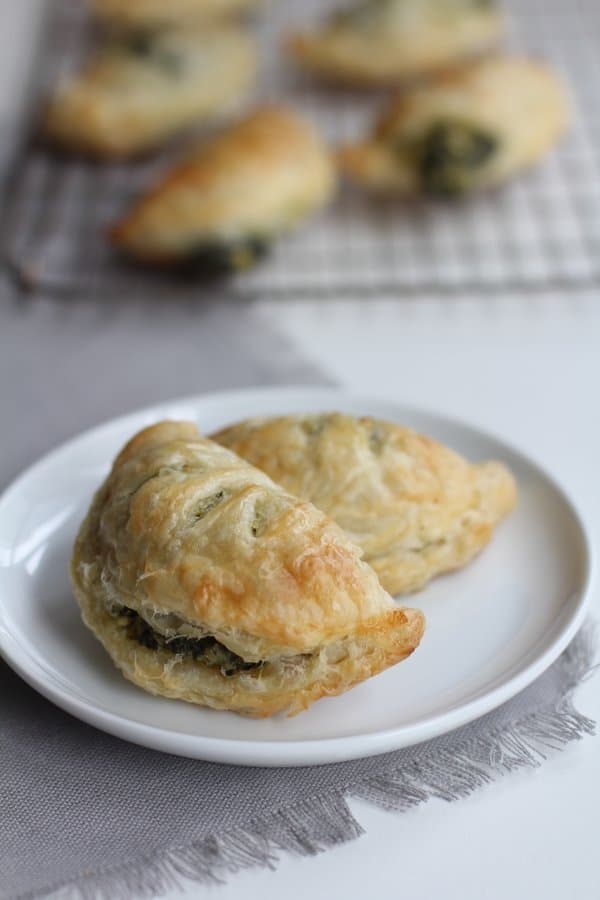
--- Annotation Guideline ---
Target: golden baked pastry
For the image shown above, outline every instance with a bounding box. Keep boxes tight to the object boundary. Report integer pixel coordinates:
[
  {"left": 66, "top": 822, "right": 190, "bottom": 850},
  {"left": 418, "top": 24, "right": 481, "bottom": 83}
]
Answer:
[
  {"left": 43, "top": 27, "right": 257, "bottom": 158},
  {"left": 110, "top": 106, "right": 337, "bottom": 271},
  {"left": 212, "top": 413, "right": 518, "bottom": 596},
  {"left": 286, "top": 0, "right": 505, "bottom": 86},
  {"left": 70, "top": 421, "right": 424, "bottom": 717},
  {"left": 338, "top": 57, "right": 569, "bottom": 196},
  {"left": 91, "top": 0, "right": 265, "bottom": 30}
]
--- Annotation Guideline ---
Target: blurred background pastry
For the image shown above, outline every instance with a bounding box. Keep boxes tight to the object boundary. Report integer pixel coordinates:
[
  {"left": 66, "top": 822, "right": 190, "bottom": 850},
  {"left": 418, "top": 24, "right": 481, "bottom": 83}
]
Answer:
[
  {"left": 338, "top": 56, "right": 569, "bottom": 196},
  {"left": 110, "top": 105, "right": 337, "bottom": 271},
  {"left": 287, "top": 0, "right": 505, "bottom": 86},
  {"left": 43, "top": 25, "right": 257, "bottom": 158}
]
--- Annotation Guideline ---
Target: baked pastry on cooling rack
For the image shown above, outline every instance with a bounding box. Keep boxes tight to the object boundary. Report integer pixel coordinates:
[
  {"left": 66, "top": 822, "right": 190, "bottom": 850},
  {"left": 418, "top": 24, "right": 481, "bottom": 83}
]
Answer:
[
  {"left": 338, "top": 56, "right": 569, "bottom": 196},
  {"left": 90, "top": 0, "right": 265, "bottom": 29},
  {"left": 43, "top": 26, "right": 256, "bottom": 158},
  {"left": 70, "top": 421, "right": 424, "bottom": 717},
  {"left": 286, "top": 0, "right": 505, "bottom": 86},
  {"left": 212, "top": 412, "right": 518, "bottom": 596},
  {"left": 110, "top": 105, "right": 337, "bottom": 272}
]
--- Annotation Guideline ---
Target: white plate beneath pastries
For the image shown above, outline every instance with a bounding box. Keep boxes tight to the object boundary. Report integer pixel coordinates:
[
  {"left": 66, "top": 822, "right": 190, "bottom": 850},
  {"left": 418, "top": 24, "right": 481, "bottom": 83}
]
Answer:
[{"left": 0, "top": 388, "right": 593, "bottom": 767}]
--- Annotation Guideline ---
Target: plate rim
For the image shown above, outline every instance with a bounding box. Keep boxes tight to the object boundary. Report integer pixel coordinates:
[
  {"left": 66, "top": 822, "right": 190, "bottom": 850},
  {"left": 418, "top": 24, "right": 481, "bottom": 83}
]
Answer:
[{"left": 0, "top": 385, "right": 594, "bottom": 767}]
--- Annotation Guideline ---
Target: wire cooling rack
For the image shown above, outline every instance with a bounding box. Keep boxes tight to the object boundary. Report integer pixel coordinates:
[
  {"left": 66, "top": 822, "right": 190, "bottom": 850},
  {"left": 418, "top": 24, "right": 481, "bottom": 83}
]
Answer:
[{"left": 3, "top": 0, "right": 600, "bottom": 298}]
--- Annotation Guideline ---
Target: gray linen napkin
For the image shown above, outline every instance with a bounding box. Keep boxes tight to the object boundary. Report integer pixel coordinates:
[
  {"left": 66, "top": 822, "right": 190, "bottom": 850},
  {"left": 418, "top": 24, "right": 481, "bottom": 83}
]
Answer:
[
  {"left": 0, "top": 289, "right": 332, "bottom": 488},
  {"left": 1, "top": 628, "right": 596, "bottom": 900}
]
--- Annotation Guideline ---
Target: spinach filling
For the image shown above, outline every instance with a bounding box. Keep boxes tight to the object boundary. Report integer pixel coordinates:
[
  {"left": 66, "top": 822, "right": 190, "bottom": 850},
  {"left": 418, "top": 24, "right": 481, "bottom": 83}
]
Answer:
[
  {"left": 333, "top": 0, "right": 395, "bottom": 28},
  {"left": 250, "top": 506, "right": 269, "bottom": 538},
  {"left": 195, "top": 491, "right": 226, "bottom": 520},
  {"left": 408, "top": 119, "right": 499, "bottom": 196},
  {"left": 368, "top": 425, "right": 385, "bottom": 453},
  {"left": 116, "top": 607, "right": 263, "bottom": 676},
  {"left": 301, "top": 414, "right": 329, "bottom": 437},
  {"left": 122, "top": 31, "right": 185, "bottom": 77},
  {"left": 180, "top": 236, "right": 271, "bottom": 275}
]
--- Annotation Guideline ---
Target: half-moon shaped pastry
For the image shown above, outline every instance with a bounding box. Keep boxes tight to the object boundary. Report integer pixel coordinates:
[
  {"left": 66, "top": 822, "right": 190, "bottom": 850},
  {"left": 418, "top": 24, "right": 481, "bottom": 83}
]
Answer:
[
  {"left": 91, "top": 0, "right": 265, "bottom": 30},
  {"left": 70, "top": 421, "right": 424, "bottom": 717},
  {"left": 109, "top": 106, "right": 337, "bottom": 271},
  {"left": 338, "top": 57, "right": 569, "bottom": 196},
  {"left": 43, "top": 26, "right": 257, "bottom": 158},
  {"left": 286, "top": 0, "right": 505, "bottom": 86},
  {"left": 212, "top": 413, "right": 518, "bottom": 596}
]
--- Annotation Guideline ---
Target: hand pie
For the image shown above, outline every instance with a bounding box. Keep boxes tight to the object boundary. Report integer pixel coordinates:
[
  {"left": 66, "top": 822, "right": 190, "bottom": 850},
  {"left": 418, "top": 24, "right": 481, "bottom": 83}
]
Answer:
[
  {"left": 43, "top": 27, "right": 256, "bottom": 158},
  {"left": 70, "top": 421, "right": 424, "bottom": 717},
  {"left": 110, "top": 106, "right": 337, "bottom": 271},
  {"left": 286, "top": 0, "right": 505, "bottom": 86},
  {"left": 212, "top": 413, "right": 518, "bottom": 596},
  {"left": 91, "top": 0, "right": 265, "bottom": 30},
  {"left": 338, "top": 57, "right": 569, "bottom": 196}
]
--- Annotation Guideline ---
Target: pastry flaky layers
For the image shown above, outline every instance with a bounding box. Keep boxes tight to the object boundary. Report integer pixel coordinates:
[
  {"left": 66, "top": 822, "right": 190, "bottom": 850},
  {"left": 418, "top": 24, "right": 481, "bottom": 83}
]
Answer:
[
  {"left": 338, "top": 56, "right": 569, "bottom": 196},
  {"left": 212, "top": 413, "right": 518, "bottom": 596},
  {"left": 70, "top": 421, "right": 424, "bottom": 717},
  {"left": 43, "top": 26, "right": 256, "bottom": 158},
  {"left": 110, "top": 106, "right": 336, "bottom": 270},
  {"left": 287, "top": 0, "right": 505, "bottom": 86}
]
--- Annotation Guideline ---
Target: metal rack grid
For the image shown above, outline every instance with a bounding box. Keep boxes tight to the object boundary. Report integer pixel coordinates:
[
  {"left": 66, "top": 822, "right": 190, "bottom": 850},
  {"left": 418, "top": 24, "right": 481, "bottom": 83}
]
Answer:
[{"left": 3, "top": 0, "right": 600, "bottom": 299}]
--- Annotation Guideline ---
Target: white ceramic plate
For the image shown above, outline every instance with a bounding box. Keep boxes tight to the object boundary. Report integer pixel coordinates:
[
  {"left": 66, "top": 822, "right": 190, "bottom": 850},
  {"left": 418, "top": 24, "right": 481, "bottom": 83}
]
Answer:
[{"left": 0, "top": 388, "right": 593, "bottom": 766}]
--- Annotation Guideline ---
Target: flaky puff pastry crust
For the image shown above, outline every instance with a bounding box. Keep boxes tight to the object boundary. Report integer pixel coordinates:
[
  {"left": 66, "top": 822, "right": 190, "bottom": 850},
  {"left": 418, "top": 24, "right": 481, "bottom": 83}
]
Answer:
[
  {"left": 110, "top": 106, "right": 337, "bottom": 265},
  {"left": 43, "top": 27, "right": 256, "bottom": 158},
  {"left": 286, "top": 0, "right": 504, "bottom": 86},
  {"left": 212, "top": 413, "right": 518, "bottom": 596},
  {"left": 338, "top": 57, "right": 569, "bottom": 194},
  {"left": 70, "top": 421, "right": 424, "bottom": 717},
  {"left": 91, "top": 0, "right": 265, "bottom": 30}
]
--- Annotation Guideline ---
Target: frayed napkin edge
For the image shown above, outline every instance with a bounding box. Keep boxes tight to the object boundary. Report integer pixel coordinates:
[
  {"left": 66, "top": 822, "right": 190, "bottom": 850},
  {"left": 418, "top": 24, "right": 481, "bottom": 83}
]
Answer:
[{"left": 14, "top": 623, "right": 598, "bottom": 900}]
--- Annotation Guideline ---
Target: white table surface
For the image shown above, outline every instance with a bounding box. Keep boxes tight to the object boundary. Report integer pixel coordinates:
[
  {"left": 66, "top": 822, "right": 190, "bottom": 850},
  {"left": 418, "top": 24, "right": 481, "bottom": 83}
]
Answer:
[{"left": 3, "top": 5, "right": 600, "bottom": 899}]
